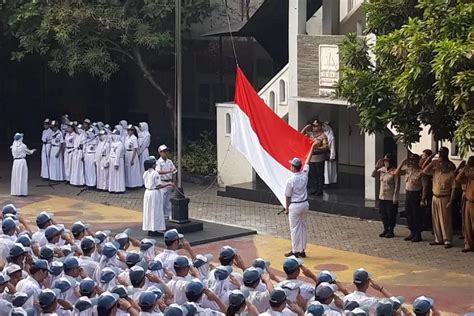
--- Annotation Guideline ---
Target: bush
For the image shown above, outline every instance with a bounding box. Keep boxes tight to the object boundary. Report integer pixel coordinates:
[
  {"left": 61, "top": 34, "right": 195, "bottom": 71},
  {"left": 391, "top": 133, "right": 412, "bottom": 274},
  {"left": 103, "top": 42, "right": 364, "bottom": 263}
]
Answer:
[{"left": 182, "top": 131, "right": 217, "bottom": 176}]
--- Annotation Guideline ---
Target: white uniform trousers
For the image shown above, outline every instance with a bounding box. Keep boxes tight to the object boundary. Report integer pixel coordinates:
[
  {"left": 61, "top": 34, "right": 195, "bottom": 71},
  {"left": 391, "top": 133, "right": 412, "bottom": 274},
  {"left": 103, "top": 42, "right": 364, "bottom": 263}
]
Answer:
[
  {"left": 161, "top": 186, "right": 173, "bottom": 219},
  {"left": 288, "top": 203, "right": 308, "bottom": 253}
]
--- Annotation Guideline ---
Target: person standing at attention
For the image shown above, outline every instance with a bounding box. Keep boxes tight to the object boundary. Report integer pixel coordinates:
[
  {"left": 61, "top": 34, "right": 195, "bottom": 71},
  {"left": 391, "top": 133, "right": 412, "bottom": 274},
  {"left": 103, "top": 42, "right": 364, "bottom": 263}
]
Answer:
[
  {"left": 455, "top": 156, "right": 474, "bottom": 253},
  {"left": 48, "top": 120, "right": 65, "bottom": 182},
  {"left": 284, "top": 142, "right": 316, "bottom": 258},
  {"left": 138, "top": 122, "right": 151, "bottom": 176},
  {"left": 422, "top": 147, "right": 457, "bottom": 248},
  {"left": 95, "top": 130, "right": 111, "bottom": 191},
  {"left": 372, "top": 154, "right": 400, "bottom": 238},
  {"left": 301, "top": 120, "right": 328, "bottom": 196},
  {"left": 11, "top": 133, "right": 36, "bottom": 196},
  {"left": 124, "top": 124, "right": 143, "bottom": 188},
  {"left": 156, "top": 145, "right": 176, "bottom": 220},
  {"left": 63, "top": 123, "right": 77, "bottom": 182},
  {"left": 394, "top": 154, "right": 424, "bottom": 242},
  {"left": 143, "top": 156, "right": 175, "bottom": 236},
  {"left": 41, "top": 118, "right": 52, "bottom": 180},
  {"left": 108, "top": 129, "right": 126, "bottom": 193}
]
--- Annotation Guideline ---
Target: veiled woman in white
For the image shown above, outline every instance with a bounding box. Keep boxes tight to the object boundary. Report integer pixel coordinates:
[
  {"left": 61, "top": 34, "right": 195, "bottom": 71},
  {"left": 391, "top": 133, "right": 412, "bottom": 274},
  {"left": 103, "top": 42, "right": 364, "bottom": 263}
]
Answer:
[
  {"left": 142, "top": 156, "right": 174, "bottom": 234},
  {"left": 108, "top": 129, "right": 126, "bottom": 193},
  {"left": 95, "top": 130, "right": 110, "bottom": 191},
  {"left": 70, "top": 125, "right": 86, "bottom": 186},
  {"left": 48, "top": 120, "right": 65, "bottom": 181},
  {"left": 119, "top": 120, "right": 128, "bottom": 142},
  {"left": 138, "top": 122, "right": 151, "bottom": 176},
  {"left": 11, "top": 133, "right": 36, "bottom": 196},
  {"left": 63, "top": 123, "right": 77, "bottom": 181},
  {"left": 41, "top": 118, "right": 52, "bottom": 179},
  {"left": 323, "top": 122, "right": 337, "bottom": 185},
  {"left": 124, "top": 125, "right": 143, "bottom": 188}
]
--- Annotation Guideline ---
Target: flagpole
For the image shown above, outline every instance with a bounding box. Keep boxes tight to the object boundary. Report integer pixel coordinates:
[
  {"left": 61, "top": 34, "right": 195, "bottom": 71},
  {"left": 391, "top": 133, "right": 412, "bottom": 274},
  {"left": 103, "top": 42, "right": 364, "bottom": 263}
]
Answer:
[{"left": 175, "top": 0, "right": 182, "bottom": 188}]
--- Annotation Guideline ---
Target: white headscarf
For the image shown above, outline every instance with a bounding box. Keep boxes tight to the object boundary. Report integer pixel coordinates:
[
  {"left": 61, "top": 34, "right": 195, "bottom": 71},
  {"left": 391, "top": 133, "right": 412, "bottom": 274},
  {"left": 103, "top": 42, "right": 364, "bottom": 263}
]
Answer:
[
  {"left": 10, "top": 134, "right": 24, "bottom": 157},
  {"left": 323, "top": 122, "right": 335, "bottom": 144}
]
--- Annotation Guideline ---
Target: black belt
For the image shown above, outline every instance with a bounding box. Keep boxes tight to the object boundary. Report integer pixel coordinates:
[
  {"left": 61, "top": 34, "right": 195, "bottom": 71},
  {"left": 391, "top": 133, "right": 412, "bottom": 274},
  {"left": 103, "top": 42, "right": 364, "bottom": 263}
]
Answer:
[
  {"left": 291, "top": 199, "right": 308, "bottom": 204},
  {"left": 162, "top": 179, "right": 172, "bottom": 182},
  {"left": 51, "top": 144, "right": 60, "bottom": 147},
  {"left": 466, "top": 199, "right": 474, "bottom": 204},
  {"left": 66, "top": 147, "right": 74, "bottom": 149},
  {"left": 433, "top": 194, "right": 450, "bottom": 198},
  {"left": 126, "top": 149, "right": 133, "bottom": 151},
  {"left": 14, "top": 158, "right": 25, "bottom": 160},
  {"left": 146, "top": 188, "right": 157, "bottom": 190}
]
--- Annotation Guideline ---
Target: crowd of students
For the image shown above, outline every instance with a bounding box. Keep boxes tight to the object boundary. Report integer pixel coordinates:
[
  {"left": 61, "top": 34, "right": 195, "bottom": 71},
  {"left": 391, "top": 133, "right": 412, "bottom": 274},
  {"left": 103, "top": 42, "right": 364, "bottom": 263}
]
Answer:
[{"left": 0, "top": 205, "right": 445, "bottom": 316}]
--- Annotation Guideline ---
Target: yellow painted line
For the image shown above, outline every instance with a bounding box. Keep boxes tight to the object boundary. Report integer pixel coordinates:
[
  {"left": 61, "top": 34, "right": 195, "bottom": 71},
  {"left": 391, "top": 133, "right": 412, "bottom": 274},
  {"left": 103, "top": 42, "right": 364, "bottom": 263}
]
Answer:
[
  {"left": 254, "top": 235, "right": 474, "bottom": 288},
  {"left": 20, "top": 195, "right": 143, "bottom": 224}
]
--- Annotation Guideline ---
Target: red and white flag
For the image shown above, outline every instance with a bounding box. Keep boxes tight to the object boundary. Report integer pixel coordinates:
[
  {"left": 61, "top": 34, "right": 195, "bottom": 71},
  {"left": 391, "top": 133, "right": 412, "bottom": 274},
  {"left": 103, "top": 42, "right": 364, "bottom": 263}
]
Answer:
[{"left": 231, "top": 67, "right": 314, "bottom": 206}]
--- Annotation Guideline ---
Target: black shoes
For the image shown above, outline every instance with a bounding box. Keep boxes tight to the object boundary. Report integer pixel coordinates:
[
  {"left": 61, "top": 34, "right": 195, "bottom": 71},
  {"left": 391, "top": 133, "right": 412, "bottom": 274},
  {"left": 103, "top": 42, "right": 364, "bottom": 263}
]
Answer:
[
  {"left": 284, "top": 251, "right": 306, "bottom": 258},
  {"left": 404, "top": 233, "right": 414, "bottom": 241},
  {"left": 379, "top": 231, "right": 388, "bottom": 238},
  {"left": 385, "top": 231, "right": 395, "bottom": 238},
  {"left": 411, "top": 235, "right": 422, "bottom": 242}
]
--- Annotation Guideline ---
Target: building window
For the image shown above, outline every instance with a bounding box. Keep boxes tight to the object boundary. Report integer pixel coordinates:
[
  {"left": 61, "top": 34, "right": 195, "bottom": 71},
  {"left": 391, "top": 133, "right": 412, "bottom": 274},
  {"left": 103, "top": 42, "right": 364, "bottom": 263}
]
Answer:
[
  {"left": 225, "top": 113, "right": 231, "bottom": 135},
  {"left": 269, "top": 91, "right": 275, "bottom": 111},
  {"left": 348, "top": 0, "right": 355, "bottom": 11},
  {"left": 279, "top": 80, "right": 286, "bottom": 103}
]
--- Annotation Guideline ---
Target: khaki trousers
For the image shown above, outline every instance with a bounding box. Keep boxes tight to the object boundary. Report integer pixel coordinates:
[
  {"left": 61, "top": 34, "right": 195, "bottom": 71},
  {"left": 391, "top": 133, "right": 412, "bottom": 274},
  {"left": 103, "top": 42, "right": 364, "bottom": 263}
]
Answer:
[
  {"left": 464, "top": 201, "right": 474, "bottom": 250},
  {"left": 432, "top": 196, "right": 452, "bottom": 244}
]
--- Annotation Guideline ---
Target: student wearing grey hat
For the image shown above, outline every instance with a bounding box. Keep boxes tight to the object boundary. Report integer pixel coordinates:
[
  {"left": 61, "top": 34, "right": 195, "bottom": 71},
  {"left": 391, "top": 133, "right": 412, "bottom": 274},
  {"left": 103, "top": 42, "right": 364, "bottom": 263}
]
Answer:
[
  {"left": 142, "top": 155, "right": 175, "bottom": 236},
  {"left": 156, "top": 229, "right": 196, "bottom": 277},
  {"left": 184, "top": 279, "right": 227, "bottom": 314},
  {"left": 41, "top": 119, "right": 53, "bottom": 180},
  {"left": 5, "top": 264, "right": 23, "bottom": 287},
  {"left": 167, "top": 256, "right": 194, "bottom": 305},
  {"left": 225, "top": 289, "right": 259, "bottom": 316},
  {"left": 260, "top": 287, "right": 304, "bottom": 316},
  {"left": 241, "top": 267, "right": 274, "bottom": 313},
  {"left": 343, "top": 269, "right": 394, "bottom": 314},
  {"left": 314, "top": 282, "right": 344, "bottom": 314},
  {"left": 284, "top": 142, "right": 316, "bottom": 258},
  {"left": 78, "top": 236, "right": 100, "bottom": 279},
  {"left": 16, "top": 260, "right": 51, "bottom": 312},
  {"left": 157, "top": 144, "right": 177, "bottom": 220},
  {"left": 97, "top": 291, "right": 139, "bottom": 316},
  {"left": 10, "top": 132, "right": 36, "bottom": 197},
  {"left": 48, "top": 120, "right": 65, "bottom": 182}
]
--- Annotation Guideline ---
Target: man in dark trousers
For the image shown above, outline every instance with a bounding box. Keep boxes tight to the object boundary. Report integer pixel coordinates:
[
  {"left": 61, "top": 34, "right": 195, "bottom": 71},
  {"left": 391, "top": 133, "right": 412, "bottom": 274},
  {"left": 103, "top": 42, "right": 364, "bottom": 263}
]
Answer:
[{"left": 301, "top": 120, "right": 328, "bottom": 196}]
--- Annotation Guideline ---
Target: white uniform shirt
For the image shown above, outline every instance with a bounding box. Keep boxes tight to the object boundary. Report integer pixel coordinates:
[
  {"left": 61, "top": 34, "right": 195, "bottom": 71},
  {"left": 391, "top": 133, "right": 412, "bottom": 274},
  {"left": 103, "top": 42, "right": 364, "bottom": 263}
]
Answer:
[
  {"left": 241, "top": 286, "right": 270, "bottom": 313},
  {"left": 285, "top": 165, "right": 310, "bottom": 208},
  {"left": 42, "top": 129, "right": 53, "bottom": 145},
  {"left": 51, "top": 130, "right": 65, "bottom": 147},
  {"left": 78, "top": 255, "right": 99, "bottom": 279},
  {"left": 156, "top": 158, "right": 175, "bottom": 182},
  {"left": 185, "top": 301, "right": 224, "bottom": 316},
  {"left": 277, "top": 280, "right": 314, "bottom": 304},
  {"left": 155, "top": 249, "right": 179, "bottom": 275},
  {"left": 16, "top": 275, "right": 43, "bottom": 310},
  {"left": 0, "top": 235, "right": 16, "bottom": 259},
  {"left": 259, "top": 308, "right": 297, "bottom": 316},
  {"left": 32, "top": 229, "right": 48, "bottom": 247},
  {"left": 343, "top": 291, "right": 380, "bottom": 313},
  {"left": 125, "top": 135, "right": 139, "bottom": 152},
  {"left": 168, "top": 275, "right": 192, "bottom": 305}
]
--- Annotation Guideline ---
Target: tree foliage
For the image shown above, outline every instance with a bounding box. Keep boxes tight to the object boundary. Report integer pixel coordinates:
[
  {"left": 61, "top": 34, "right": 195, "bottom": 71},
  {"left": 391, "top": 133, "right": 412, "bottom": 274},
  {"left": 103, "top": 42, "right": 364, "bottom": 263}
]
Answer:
[
  {"left": 1, "top": 0, "right": 211, "bottom": 113},
  {"left": 337, "top": 0, "right": 474, "bottom": 156}
]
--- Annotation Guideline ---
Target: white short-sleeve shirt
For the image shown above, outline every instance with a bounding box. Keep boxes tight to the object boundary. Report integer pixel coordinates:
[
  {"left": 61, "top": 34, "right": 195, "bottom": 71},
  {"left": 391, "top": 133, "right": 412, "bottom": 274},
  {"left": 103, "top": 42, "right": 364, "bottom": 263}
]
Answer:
[{"left": 285, "top": 165, "right": 310, "bottom": 206}]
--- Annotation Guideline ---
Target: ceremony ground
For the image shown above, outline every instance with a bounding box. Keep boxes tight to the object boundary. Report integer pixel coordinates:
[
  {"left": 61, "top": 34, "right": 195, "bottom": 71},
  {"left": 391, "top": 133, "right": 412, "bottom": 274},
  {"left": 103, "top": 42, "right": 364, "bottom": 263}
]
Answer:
[{"left": 0, "top": 161, "right": 473, "bottom": 314}]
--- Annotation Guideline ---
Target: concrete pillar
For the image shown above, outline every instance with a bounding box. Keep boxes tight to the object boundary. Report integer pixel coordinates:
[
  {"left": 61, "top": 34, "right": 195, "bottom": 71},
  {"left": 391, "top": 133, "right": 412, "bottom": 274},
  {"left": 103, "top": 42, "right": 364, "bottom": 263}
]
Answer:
[
  {"left": 397, "top": 143, "right": 409, "bottom": 195},
  {"left": 365, "top": 133, "right": 384, "bottom": 200},
  {"left": 288, "top": 0, "right": 306, "bottom": 129},
  {"left": 322, "top": 0, "right": 340, "bottom": 35}
]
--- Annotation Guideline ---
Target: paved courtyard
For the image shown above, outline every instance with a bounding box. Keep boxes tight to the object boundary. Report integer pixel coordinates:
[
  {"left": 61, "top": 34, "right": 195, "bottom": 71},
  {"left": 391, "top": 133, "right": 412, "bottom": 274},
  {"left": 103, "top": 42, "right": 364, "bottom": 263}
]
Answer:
[{"left": 0, "top": 163, "right": 473, "bottom": 314}]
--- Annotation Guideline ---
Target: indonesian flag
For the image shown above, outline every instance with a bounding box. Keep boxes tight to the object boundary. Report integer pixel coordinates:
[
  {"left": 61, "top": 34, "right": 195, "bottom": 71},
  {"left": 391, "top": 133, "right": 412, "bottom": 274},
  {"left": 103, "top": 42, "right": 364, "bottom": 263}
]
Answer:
[{"left": 231, "top": 67, "right": 314, "bottom": 206}]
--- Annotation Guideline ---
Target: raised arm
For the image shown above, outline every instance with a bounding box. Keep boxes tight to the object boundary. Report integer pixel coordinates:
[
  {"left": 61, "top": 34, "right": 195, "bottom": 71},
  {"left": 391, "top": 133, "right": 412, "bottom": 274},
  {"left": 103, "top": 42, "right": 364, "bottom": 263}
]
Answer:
[
  {"left": 394, "top": 159, "right": 407, "bottom": 176},
  {"left": 372, "top": 159, "right": 384, "bottom": 178},
  {"left": 305, "top": 142, "right": 316, "bottom": 165},
  {"left": 300, "top": 124, "right": 312, "bottom": 134}
]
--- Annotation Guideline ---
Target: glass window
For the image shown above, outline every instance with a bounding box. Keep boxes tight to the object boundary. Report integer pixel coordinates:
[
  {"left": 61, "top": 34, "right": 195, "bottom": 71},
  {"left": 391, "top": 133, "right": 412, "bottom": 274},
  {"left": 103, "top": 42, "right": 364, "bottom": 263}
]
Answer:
[
  {"left": 269, "top": 91, "right": 275, "bottom": 111},
  {"left": 225, "top": 113, "right": 231, "bottom": 135},
  {"left": 279, "top": 80, "right": 286, "bottom": 103}
]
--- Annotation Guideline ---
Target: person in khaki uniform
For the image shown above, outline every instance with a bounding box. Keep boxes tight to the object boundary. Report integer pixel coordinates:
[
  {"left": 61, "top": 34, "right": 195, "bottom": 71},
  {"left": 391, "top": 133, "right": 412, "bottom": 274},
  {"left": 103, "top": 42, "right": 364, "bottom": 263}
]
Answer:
[
  {"left": 422, "top": 147, "right": 457, "bottom": 248},
  {"left": 395, "top": 154, "right": 423, "bottom": 242},
  {"left": 372, "top": 154, "right": 400, "bottom": 238},
  {"left": 455, "top": 156, "right": 474, "bottom": 252},
  {"left": 301, "top": 120, "right": 328, "bottom": 196}
]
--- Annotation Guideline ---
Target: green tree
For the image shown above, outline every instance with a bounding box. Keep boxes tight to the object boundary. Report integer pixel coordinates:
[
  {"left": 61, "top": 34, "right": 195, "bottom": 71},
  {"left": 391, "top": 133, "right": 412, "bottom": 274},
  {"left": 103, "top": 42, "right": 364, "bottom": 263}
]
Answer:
[
  {"left": 1, "top": 0, "right": 211, "bottom": 126},
  {"left": 337, "top": 0, "right": 474, "bottom": 156}
]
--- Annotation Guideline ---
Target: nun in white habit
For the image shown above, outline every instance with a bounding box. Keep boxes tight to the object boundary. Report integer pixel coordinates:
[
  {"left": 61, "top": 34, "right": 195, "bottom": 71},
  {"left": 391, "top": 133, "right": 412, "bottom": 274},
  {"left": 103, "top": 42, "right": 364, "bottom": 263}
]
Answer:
[
  {"left": 323, "top": 122, "right": 337, "bottom": 185},
  {"left": 142, "top": 156, "right": 174, "bottom": 234},
  {"left": 48, "top": 120, "right": 65, "bottom": 181},
  {"left": 108, "top": 129, "right": 126, "bottom": 193},
  {"left": 11, "top": 133, "right": 36, "bottom": 196},
  {"left": 138, "top": 122, "right": 151, "bottom": 176},
  {"left": 63, "top": 123, "right": 77, "bottom": 181},
  {"left": 124, "top": 125, "right": 143, "bottom": 188},
  {"left": 95, "top": 130, "right": 110, "bottom": 191},
  {"left": 119, "top": 120, "right": 128, "bottom": 142},
  {"left": 41, "top": 118, "right": 52, "bottom": 179},
  {"left": 70, "top": 125, "right": 86, "bottom": 186}
]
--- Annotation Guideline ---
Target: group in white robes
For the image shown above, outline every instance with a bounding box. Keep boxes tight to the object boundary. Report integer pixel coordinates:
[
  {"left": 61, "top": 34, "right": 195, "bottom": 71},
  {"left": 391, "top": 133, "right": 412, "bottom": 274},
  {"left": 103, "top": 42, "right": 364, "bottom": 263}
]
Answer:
[
  {"left": 142, "top": 156, "right": 173, "bottom": 233},
  {"left": 41, "top": 119, "right": 52, "bottom": 179},
  {"left": 83, "top": 125, "right": 98, "bottom": 187},
  {"left": 323, "top": 122, "right": 337, "bottom": 185},
  {"left": 10, "top": 133, "right": 36, "bottom": 196},
  {"left": 156, "top": 145, "right": 176, "bottom": 220},
  {"left": 48, "top": 121, "right": 65, "bottom": 181},
  {"left": 95, "top": 131, "right": 110, "bottom": 191},
  {"left": 63, "top": 124, "right": 77, "bottom": 181},
  {"left": 70, "top": 125, "right": 86, "bottom": 186},
  {"left": 138, "top": 122, "right": 151, "bottom": 176},
  {"left": 124, "top": 126, "right": 143, "bottom": 188},
  {"left": 108, "top": 131, "right": 126, "bottom": 193}
]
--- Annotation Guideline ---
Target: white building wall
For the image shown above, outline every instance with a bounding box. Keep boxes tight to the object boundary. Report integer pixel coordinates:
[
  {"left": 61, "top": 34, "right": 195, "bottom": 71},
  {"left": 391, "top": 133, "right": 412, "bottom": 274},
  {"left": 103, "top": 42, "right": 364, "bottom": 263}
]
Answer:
[{"left": 216, "top": 103, "right": 254, "bottom": 186}]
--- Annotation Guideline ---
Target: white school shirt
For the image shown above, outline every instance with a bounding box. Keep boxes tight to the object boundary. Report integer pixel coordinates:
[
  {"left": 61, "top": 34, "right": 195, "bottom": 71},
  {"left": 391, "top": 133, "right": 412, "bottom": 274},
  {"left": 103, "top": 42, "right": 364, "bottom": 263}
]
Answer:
[
  {"left": 259, "top": 308, "right": 297, "bottom": 316},
  {"left": 285, "top": 165, "right": 310, "bottom": 208},
  {"left": 155, "top": 249, "right": 179, "bottom": 275},
  {"left": 344, "top": 291, "right": 380, "bottom": 313},
  {"left": 16, "top": 275, "right": 43, "bottom": 310},
  {"left": 32, "top": 229, "right": 48, "bottom": 247},
  {"left": 156, "top": 158, "right": 175, "bottom": 182},
  {"left": 241, "top": 286, "right": 271, "bottom": 313},
  {"left": 277, "top": 279, "right": 314, "bottom": 304},
  {"left": 78, "top": 255, "right": 99, "bottom": 279},
  {"left": 168, "top": 275, "right": 193, "bottom": 305}
]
